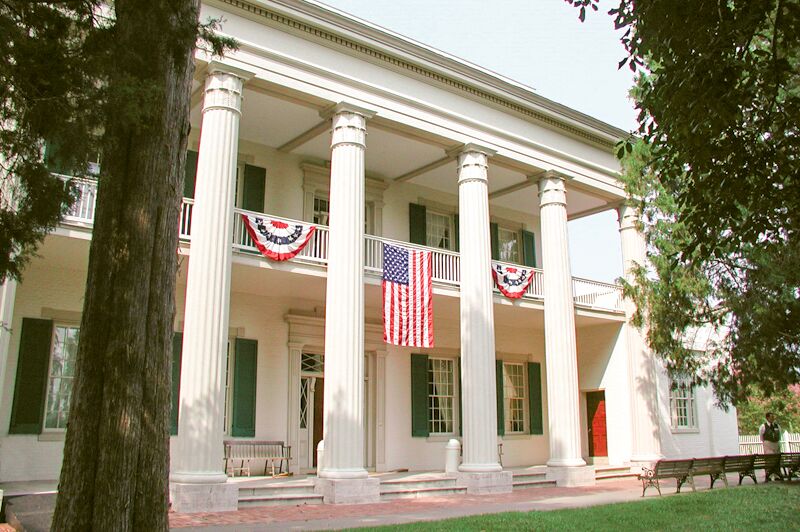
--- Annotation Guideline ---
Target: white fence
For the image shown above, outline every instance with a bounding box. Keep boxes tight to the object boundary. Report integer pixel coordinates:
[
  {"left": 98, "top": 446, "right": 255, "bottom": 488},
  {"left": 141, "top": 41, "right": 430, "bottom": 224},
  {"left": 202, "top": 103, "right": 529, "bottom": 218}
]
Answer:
[
  {"left": 63, "top": 185, "right": 624, "bottom": 311},
  {"left": 739, "top": 432, "right": 800, "bottom": 454}
]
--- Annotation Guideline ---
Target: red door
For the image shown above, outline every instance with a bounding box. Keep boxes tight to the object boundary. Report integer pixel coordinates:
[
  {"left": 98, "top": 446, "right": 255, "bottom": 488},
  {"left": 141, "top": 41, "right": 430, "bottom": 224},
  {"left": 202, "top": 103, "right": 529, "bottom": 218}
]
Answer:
[{"left": 586, "top": 391, "right": 608, "bottom": 457}]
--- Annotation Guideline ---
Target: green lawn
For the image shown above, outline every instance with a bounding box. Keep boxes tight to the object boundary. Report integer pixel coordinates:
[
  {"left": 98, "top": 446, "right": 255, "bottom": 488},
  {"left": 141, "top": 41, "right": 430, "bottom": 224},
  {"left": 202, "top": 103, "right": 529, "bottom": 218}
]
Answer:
[{"left": 359, "top": 484, "right": 799, "bottom": 531}]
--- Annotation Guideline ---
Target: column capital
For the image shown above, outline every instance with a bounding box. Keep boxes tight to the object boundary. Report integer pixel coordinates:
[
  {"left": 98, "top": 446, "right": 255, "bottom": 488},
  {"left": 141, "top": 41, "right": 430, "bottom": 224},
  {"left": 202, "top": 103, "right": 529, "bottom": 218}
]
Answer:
[
  {"left": 320, "top": 102, "right": 377, "bottom": 121},
  {"left": 616, "top": 202, "right": 640, "bottom": 232},
  {"left": 455, "top": 144, "right": 495, "bottom": 186},
  {"left": 203, "top": 62, "right": 255, "bottom": 115},
  {"left": 537, "top": 171, "right": 568, "bottom": 207}
]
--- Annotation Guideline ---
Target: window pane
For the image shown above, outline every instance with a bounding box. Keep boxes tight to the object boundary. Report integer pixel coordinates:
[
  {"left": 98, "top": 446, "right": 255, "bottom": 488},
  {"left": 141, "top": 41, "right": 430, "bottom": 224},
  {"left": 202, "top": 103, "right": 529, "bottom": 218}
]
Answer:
[
  {"left": 503, "top": 363, "right": 527, "bottom": 433},
  {"left": 44, "top": 326, "right": 80, "bottom": 430},
  {"left": 428, "top": 358, "right": 455, "bottom": 434},
  {"left": 426, "top": 212, "right": 451, "bottom": 250},
  {"left": 498, "top": 228, "right": 520, "bottom": 263},
  {"left": 314, "top": 196, "right": 330, "bottom": 225}
]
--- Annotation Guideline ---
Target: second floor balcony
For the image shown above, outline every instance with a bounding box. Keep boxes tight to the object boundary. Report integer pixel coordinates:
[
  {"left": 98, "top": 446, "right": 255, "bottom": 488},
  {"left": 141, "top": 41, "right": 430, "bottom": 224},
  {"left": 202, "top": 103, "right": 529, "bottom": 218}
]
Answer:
[{"left": 62, "top": 177, "right": 623, "bottom": 313}]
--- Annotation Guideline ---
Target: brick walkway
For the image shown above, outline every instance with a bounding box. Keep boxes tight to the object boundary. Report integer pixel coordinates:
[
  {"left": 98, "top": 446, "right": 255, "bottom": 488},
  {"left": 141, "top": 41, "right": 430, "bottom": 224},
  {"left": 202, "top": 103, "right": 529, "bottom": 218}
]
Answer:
[{"left": 168, "top": 478, "right": 652, "bottom": 530}]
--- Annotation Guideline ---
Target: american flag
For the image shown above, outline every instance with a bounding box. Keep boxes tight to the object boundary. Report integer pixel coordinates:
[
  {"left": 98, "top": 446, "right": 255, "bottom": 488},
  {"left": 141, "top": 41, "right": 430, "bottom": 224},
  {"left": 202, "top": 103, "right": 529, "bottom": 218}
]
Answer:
[{"left": 383, "top": 243, "right": 433, "bottom": 347}]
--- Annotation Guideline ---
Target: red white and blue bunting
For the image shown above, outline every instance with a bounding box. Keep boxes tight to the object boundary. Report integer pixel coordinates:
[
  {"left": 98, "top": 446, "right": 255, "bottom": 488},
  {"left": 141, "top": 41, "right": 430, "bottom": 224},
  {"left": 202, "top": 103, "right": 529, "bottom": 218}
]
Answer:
[
  {"left": 492, "top": 262, "right": 534, "bottom": 299},
  {"left": 241, "top": 214, "right": 316, "bottom": 261}
]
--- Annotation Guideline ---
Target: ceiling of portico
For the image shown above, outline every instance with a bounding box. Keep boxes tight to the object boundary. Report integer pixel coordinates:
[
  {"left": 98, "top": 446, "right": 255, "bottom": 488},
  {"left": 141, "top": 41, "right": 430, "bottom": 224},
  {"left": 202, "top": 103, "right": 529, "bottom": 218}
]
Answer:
[{"left": 189, "top": 82, "right": 617, "bottom": 219}]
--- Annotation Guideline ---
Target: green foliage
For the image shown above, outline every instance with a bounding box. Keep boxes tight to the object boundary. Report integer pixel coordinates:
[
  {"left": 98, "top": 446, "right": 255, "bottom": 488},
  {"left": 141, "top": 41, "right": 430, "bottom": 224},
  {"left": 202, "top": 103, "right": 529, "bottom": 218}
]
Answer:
[
  {"left": 568, "top": 0, "right": 800, "bottom": 404},
  {"left": 0, "top": 1, "right": 235, "bottom": 283},
  {"left": 736, "top": 385, "right": 800, "bottom": 434},
  {"left": 361, "top": 484, "right": 800, "bottom": 531}
]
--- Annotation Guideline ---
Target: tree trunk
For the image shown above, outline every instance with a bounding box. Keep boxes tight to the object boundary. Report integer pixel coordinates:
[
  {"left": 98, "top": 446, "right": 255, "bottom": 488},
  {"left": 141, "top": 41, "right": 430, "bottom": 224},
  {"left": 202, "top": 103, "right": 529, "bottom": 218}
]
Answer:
[{"left": 52, "top": 1, "right": 199, "bottom": 530}]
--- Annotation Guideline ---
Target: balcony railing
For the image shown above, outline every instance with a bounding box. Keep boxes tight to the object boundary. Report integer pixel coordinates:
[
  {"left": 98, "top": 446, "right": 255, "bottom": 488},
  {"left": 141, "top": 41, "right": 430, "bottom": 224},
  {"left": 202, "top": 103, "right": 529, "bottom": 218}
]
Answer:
[{"left": 62, "top": 181, "right": 622, "bottom": 311}]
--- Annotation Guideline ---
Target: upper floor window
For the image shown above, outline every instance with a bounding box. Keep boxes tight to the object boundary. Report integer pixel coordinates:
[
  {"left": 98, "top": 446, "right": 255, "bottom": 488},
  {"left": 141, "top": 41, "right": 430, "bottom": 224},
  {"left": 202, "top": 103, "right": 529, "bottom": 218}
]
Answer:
[
  {"left": 669, "top": 378, "right": 698, "bottom": 430},
  {"left": 426, "top": 210, "right": 453, "bottom": 251},
  {"left": 503, "top": 362, "right": 527, "bottom": 434},
  {"left": 498, "top": 227, "right": 520, "bottom": 263},
  {"left": 44, "top": 325, "right": 80, "bottom": 431},
  {"left": 313, "top": 195, "right": 330, "bottom": 225}
]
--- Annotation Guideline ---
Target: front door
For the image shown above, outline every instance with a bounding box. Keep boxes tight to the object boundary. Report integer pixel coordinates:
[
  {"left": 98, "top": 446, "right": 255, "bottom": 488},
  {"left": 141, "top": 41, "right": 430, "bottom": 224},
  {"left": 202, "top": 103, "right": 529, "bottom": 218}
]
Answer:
[
  {"left": 586, "top": 391, "right": 608, "bottom": 457},
  {"left": 312, "top": 378, "right": 324, "bottom": 467}
]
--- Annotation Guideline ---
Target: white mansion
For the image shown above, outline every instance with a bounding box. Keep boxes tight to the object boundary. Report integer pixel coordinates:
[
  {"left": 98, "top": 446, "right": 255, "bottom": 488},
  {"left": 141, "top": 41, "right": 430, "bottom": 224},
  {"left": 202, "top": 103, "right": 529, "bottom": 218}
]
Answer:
[{"left": 0, "top": 0, "right": 738, "bottom": 513}]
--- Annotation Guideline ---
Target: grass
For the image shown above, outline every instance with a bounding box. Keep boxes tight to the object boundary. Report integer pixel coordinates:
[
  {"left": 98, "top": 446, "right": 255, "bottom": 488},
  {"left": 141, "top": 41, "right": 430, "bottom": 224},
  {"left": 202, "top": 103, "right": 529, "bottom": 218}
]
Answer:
[{"left": 357, "top": 483, "right": 799, "bottom": 531}]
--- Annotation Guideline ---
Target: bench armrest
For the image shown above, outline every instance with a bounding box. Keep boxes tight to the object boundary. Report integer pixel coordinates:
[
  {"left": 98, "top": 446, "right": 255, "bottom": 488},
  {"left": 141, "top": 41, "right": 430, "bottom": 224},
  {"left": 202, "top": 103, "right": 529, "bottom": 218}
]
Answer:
[{"left": 639, "top": 467, "right": 655, "bottom": 479}]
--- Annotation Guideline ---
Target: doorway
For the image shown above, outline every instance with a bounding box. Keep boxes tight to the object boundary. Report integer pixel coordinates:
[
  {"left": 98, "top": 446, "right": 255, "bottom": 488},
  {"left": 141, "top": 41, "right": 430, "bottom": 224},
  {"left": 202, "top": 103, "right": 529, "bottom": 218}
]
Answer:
[
  {"left": 312, "top": 378, "right": 324, "bottom": 467},
  {"left": 586, "top": 390, "right": 608, "bottom": 457}
]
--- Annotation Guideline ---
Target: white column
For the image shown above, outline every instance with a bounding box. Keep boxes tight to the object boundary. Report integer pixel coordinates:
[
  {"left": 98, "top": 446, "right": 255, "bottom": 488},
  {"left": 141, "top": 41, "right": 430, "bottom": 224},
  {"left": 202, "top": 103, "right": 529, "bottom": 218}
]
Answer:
[
  {"left": 170, "top": 63, "right": 252, "bottom": 502},
  {"left": 618, "top": 203, "right": 661, "bottom": 462},
  {"left": 538, "top": 172, "right": 585, "bottom": 468},
  {"left": 456, "top": 144, "right": 501, "bottom": 473},
  {"left": 319, "top": 103, "right": 374, "bottom": 480},
  {"left": 0, "top": 279, "right": 18, "bottom": 402}
]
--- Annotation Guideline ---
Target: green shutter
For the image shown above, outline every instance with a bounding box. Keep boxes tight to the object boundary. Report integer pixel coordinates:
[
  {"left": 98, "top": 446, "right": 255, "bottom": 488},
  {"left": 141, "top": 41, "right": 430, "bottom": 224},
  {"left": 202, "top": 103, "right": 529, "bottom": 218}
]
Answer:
[
  {"left": 496, "top": 360, "right": 505, "bottom": 436},
  {"left": 9, "top": 318, "right": 53, "bottom": 434},
  {"left": 410, "top": 354, "right": 429, "bottom": 437},
  {"left": 232, "top": 338, "right": 258, "bottom": 437},
  {"left": 490, "top": 222, "right": 499, "bottom": 260},
  {"left": 453, "top": 214, "right": 460, "bottom": 252},
  {"left": 457, "top": 358, "right": 463, "bottom": 436},
  {"left": 242, "top": 164, "right": 266, "bottom": 213},
  {"left": 183, "top": 150, "right": 198, "bottom": 199},
  {"left": 522, "top": 230, "right": 537, "bottom": 268},
  {"left": 528, "top": 362, "right": 543, "bottom": 435},
  {"left": 409, "top": 203, "right": 427, "bottom": 245},
  {"left": 170, "top": 332, "right": 183, "bottom": 436}
]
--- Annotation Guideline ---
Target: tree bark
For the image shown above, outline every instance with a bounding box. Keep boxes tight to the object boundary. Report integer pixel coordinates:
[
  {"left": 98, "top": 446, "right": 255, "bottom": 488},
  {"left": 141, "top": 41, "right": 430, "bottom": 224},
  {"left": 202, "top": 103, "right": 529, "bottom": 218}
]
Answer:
[{"left": 52, "top": 1, "right": 199, "bottom": 530}]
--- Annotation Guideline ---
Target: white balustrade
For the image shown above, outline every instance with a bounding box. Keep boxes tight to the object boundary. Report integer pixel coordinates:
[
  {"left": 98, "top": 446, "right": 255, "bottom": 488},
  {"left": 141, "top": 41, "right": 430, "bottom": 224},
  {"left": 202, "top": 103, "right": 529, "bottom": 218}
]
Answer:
[{"left": 54, "top": 183, "right": 624, "bottom": 311}]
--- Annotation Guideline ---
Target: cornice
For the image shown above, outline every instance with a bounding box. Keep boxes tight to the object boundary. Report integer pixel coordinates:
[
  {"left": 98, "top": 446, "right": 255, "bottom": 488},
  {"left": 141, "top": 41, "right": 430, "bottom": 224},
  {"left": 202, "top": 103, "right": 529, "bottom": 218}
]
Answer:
[{"left": 213, "top": 0, "right": 627, "bottom": 150}]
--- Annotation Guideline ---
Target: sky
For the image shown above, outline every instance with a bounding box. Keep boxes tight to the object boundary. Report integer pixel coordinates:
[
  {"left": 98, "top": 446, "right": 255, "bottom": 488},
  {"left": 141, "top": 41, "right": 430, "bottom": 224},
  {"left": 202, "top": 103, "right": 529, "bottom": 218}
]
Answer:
[{"left": 320, "top": 0, "right": 636, "bottom": 283}]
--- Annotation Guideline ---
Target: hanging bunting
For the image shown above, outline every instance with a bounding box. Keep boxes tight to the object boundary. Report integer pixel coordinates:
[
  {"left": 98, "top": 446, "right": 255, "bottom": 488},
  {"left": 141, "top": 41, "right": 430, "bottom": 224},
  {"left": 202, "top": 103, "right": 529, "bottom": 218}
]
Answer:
[
  {"left": 241, "top": 214, "right": 316, "bottom": 261},
  {"left": 492, "top": 262, "right": 534, "bottom": 299}
]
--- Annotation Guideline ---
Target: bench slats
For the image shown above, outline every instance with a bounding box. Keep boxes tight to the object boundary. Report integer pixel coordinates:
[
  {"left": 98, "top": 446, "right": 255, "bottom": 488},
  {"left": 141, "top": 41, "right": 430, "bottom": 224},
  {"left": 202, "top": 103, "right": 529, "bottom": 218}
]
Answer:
[{"left": 224, "top": 440, "right": 292, "bottom": 477}]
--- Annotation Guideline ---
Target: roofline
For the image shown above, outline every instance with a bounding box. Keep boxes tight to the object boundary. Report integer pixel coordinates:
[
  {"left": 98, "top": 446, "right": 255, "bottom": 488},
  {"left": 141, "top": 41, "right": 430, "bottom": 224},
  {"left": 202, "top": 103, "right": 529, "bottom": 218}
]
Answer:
[{"left": 215, "top": 0, "right": 631, "bottom": 147}]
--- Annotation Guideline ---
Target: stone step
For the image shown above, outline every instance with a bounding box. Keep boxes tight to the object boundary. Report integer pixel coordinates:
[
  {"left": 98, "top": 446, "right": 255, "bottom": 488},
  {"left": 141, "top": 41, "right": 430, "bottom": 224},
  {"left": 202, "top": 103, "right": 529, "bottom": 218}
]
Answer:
[
  {"left": 511, "top": 472, "right": 548, "bottom": 482},
  {"left": 596, "top": 471, "right": 639, "bottom": 481},
  {"left": 238, "top": 493, "right": 324, "bottom": 507},
  {"left": 512, "top": 479, "right": 556, "bottom": 489},
  {"left": 380, "top": 485, "right": 467, "bottom": 500},
  {"left": 379, "top": 477, "right": 458, "bottom": 492},
  {"left": 238, "top": 482, "right": 316, "bottom": 498}
]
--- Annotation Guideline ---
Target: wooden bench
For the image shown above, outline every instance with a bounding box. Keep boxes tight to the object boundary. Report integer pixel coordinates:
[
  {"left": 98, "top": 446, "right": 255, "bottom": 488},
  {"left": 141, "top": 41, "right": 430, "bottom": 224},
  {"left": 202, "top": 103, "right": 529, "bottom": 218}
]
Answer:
[
  {"left": 754, "top": 453, "right": 783, "bottom": 482},
  {"left": 723, "top": 454, "right": 756, "bottom": 485},
  {"left": 223, "top": 440, "right": 292, "bottom": 478},
  {"left": 638, "top": 459, "right": 694, "bottom": 496},
  {"left": 690, "top": 457, "right": 727, "bottom": 489},
  {"left": 780, "top": 452, "right": 800, "bottom": 480}
]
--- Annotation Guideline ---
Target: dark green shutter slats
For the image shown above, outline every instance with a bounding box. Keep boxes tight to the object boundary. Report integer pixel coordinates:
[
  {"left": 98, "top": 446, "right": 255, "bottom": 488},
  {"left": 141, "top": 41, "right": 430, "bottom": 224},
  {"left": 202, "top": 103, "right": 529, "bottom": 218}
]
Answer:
[
  {"left": 410, "top": 354, "right": 429, "bottom": 437},
  {"left": 183, "top": 150, "right": 198, "bottom": 199},
  {"left": 528, "top": 362, "right": 543, "bottom": 435},
  {"left": 453, "top": 214, "right": 460, "bottom": 252},
  {"left": 9, "top": 318, "right": 53, "bottom": 434},
  {"left": 409, "top": 203, "right": 427, "bottom": 245},
  {"left": 490, "top": 222, "right": 499, "bottom": 260},
  {"left": 496, "top": 360, "right": 505, "bottom": 436},
  {"left": 170, "top": 332, "right": 183, "bottom": 435},
  {"left": 232, "top": 338, "right": 258, "bottom": 437},
  {"left": 242, "top": 164, "right": 266, "bottom": 213},
  {"left": 457, "top": 358, "right": 463, "bottom": 436},
  {"left": 522, "top": 230, "right": 537, "bottom": 268}
]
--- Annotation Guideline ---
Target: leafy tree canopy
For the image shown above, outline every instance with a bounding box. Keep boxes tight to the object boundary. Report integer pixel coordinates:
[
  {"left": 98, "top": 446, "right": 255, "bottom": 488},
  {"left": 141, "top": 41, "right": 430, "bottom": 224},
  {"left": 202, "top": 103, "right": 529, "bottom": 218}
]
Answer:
[
  {"left": 567, "top": 0, "right": 800, "bottom": 404},
  {"left": 736, "top": 385, "right": 800, "bottom": 434}
]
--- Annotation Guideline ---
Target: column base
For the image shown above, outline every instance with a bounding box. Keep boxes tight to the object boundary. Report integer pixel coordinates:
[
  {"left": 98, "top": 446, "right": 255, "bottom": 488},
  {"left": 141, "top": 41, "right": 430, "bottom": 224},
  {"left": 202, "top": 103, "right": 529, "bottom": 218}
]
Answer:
[
  {"left": 456, "top": 471, "right": 513, "bottom": 494},
  {"left": 546, "top": 465, "right": 596, "bottom": 487},
  {"left": 314, "top": 477, "right": 380, "bottom": 504},
  {"left": 630, "top": 454, "right": 662, "bottom": 473},
  {"left": 169, "top": 481, "right": 238, "bottom": 513}
]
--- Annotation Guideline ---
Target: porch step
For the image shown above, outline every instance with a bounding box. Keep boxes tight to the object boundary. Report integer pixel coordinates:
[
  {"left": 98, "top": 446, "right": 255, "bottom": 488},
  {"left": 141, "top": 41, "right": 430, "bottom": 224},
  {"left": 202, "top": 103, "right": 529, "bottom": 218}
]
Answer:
[
  {"left": 595, "top": 465, "right": 638, "bottom": 481},
  {"left": 237, "top": 480, "right": 322, "bottom": 507},
  {"left": 511, "top": 469, "right": 556, "bottom": 490},
  {"left": 379, "top": 476, "right": 465, "bottom": 500}
]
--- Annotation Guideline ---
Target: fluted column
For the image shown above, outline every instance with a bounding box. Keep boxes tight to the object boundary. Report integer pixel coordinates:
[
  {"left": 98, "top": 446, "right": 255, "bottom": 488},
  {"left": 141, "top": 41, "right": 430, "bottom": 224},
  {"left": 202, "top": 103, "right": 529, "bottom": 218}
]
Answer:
[
  {"left": 319, "top": 103, "right": 374, "bottom": 479},
  {"left": 0, "top": 279, "right": 18, "bottom": 400},
  {"left": 539, "top": 172, "right": 585, "bottom": 468},
  {"left": 618, "top": 203, "right": 661, "bottom": 462},
  {"left": 457, "top": 144, "right": 501, "bottom": 473},
  {"left": 171, "top": 62, "right": 252, "bottom": 486}
]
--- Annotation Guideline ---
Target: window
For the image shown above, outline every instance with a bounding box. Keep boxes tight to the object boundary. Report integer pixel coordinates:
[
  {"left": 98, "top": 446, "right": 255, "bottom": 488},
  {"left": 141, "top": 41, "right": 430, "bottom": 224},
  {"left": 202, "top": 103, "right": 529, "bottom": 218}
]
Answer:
[
  {"left": 426, "top": 211, "right": 453, "bottom": 250},
  {"left": 313, "top": 195, "right": 330, "bottom": 225},
  {"left": 498, "top": 227, "right": 520, "bottom": 264},
  {"left": 44, "top": 326, "right": 80, "bottom": 430},
  {"left": 428, "top": 358, "right": 456, "bottom": 434},
  {"left": 503, "top": 363, "right": 527, "bottom": 434},
  {"left": 669, "top": 378, "right": 698, "bottom": 430}
]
